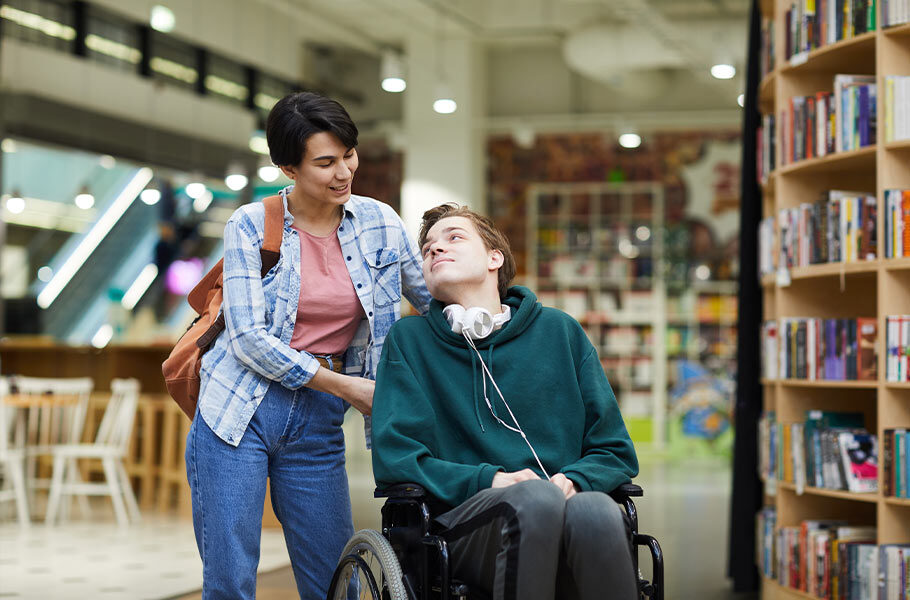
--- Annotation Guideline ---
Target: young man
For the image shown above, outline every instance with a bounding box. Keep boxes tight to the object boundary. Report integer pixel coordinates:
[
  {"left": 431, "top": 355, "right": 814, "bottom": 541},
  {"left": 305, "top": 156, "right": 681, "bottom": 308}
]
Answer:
[{"left": 371, "top": 203, "right": 639, "bottom": 600}]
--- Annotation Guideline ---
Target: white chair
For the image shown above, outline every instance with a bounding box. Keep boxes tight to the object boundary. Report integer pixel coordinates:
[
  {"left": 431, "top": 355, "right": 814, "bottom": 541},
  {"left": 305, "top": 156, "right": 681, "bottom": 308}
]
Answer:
[
  {"left": 0, "top": 378, "right": 30, "bottom": 526},
  {"left": 13, "top": 376, "right": 93, "bottom": 515},
  {"left": 45, "top": 378, "right": 141, "bottom": 526}
]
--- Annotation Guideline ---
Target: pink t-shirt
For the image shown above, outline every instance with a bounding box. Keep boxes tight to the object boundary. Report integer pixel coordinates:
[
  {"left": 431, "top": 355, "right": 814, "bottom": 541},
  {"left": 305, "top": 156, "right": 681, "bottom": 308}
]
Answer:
[{"left": 289, "top": 225, "right": 364, "bottom": 355}]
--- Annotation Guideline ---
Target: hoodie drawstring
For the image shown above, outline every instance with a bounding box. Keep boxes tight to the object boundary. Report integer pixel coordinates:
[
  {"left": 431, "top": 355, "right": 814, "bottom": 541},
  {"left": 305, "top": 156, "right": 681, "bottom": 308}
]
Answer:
[{"left": 469, "top": 350, "right": 485, "bottom": 431}]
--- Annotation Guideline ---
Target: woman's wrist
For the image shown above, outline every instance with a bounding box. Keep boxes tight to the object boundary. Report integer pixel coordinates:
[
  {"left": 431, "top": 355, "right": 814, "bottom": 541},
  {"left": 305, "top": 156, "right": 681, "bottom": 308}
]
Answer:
[{"left": 307, "top": 366, "right": 347, "bottom": 397}]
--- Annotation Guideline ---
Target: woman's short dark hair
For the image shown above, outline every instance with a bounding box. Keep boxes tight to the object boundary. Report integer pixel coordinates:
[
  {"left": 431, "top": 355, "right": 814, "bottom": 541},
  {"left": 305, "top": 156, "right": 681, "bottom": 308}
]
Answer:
[{"left": 265, "top": 92, "right": 359, "bottom": 167}]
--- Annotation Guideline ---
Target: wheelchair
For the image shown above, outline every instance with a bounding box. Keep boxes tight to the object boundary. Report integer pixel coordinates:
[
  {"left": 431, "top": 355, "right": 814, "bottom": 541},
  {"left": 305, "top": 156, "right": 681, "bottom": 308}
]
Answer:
[{"left": 327, "top": 482, "right": 664, "bottom": 600}]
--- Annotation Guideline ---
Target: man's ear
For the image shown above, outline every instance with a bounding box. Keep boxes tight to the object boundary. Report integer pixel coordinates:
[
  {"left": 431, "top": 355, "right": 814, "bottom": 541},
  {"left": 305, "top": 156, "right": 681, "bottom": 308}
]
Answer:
[{"left": 488, "top": 249, "right": 504, "bottom": 271}]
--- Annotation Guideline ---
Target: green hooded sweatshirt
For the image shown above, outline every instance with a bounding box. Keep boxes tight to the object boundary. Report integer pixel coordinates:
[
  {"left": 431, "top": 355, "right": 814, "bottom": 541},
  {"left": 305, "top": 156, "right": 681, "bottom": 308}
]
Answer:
[{"left": 372, "top": 286, "right": 639, "bottom": 508}]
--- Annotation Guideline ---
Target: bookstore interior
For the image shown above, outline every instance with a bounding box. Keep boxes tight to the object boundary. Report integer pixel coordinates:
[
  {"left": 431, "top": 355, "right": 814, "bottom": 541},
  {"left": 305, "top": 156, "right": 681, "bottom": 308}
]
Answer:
[{"left": 1, "top": 0, "right": 910, "bottom": 598}]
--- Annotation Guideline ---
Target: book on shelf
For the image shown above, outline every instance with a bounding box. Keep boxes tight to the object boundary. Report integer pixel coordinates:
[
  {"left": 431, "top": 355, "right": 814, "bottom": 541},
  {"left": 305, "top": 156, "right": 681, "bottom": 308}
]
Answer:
[
  {"left": 762, "top": 317, "right": 877, "bottom": 381},
  {"left": 761, "top": 16, "right": 776, "bottom": 79},
  {"left": 885, "top": 315, "right": 910, "bottom": 381},
  {"left": 759, "top": 217, "right": 776, "bottom": 277},
  {"left": 837, "top": 431, "right": 878, "bottom": 492},
  {"left": 771, "top": 522, "right": 882, "bottom": 598},
  {"left": 770, "top": 191, "right": 877, "bottom": 269},
  {"left": 757, "top": 114, "right": 776, "bottom": 183},
  {"left": 882, "top": 428, "right": 910, "bottom": 498},
  {"left": 785, "top": 0, "right": 877, "bottom": 62},
  {"left": 756, "top": 507, "right": 777, "bottom": 580},
  {"left": 879, "top": 545, "right": 910, "bottom": 600},
  {"left": 883, "top": 190, "right": 910, "bottom": 259},
  {"left": 834, "top": 75, "right": 877, "bottom": 153},
  {"left": 776, "top": 74, "right": 876, "bottom": 167},
  {"left": 883, "top": 0, "right": 910, "bottom": 27},
  {"left": 759, "top": 411, "right": 876, "bottom": 492},
  {"left": 883, "top": 76, "right": 910, "bottom": 143}
]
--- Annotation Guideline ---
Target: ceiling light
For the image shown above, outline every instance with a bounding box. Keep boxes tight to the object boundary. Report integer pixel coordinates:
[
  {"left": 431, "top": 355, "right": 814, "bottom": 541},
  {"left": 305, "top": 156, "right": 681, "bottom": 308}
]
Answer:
[
  {"left": 99, "top": 154, "right": 116, "bottom": 169},
  {"left": 150, "top": 5, "right": 175, "bottom": 33},
  {"left": 711, "top": 64, "right": 736, "bottom": 80},
  {"left": 258, "top": 165, "right": 280, "bottom": 182},
  {"left": 225, "top": 174, "right": 248, "bottom": 191},
  {"left": 380, "top": 50, "right": 407, "bottom": 93},
  {"left": 185, "top": 181, "right": 206, "bottom": 199},
  {"left": 619, "top": 133, "right": 642, "bottom": 149},
  {"left": 140, "top": 188, "right": 161, "bottom": 205},
  {"left": 249, "top": 133, "right": 269, "bottom": 155},
  {"left": 75, "top": 185, "right": 95, "bottom": 209},
  {"left": 737, "top": 93, "right": 745, "bottom": 107},
  {"left": 433, "top": 98, "right": 457, "bottom": 114},
  {"left": 91, "top": 323, "right": 114, "bottom": 348},
  {"left": 38, "top": 168, "right": 153, "bottom": 308},
  {"left": 37, "top": 266, "right": 54, "bottom": 282},
  {"left": 433, "top": 82, "right": 457, "bottom": 114},
  {"left": 1, "top": 138, "right": 17, "bottom": 153},
  {"left": 225, "top": 162, "right": 248, "bottom": 191},
  {"left": 193, "top": 190, "right": 214, "bottom": 213},
  {"left": 122, "top": 263, "right": 158, "bottom": 310},
  {"left": 5, "top": 190, "right": 25, "bottom": 214}
]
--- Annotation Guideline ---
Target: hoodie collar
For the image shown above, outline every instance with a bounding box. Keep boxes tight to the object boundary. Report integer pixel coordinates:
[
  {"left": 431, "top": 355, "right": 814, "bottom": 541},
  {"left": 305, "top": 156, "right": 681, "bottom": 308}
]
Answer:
[{"left": 427, "top": 286, "right": 541, "bottom": 349}]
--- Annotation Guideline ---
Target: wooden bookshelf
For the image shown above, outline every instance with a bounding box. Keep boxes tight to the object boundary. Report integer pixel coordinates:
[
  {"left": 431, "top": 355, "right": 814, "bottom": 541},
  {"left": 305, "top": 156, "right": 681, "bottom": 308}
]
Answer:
[
  {"left": 777, "top": 481, "right": 880, "bottom": 503},
  {"left": 758, "top": 2, "right": 910, "bottom": 598},
  {"left": 776, "top": 145, "right": 876, "bottom": 176}
]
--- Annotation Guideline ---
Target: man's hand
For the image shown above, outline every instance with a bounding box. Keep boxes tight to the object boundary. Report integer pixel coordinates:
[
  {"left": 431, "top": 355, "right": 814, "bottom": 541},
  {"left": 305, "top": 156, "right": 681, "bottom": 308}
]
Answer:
[
  {"left": 491, "top": 469, "right": 541, "bottom": 488},
  {"left": 550, "top": 473, "right": 580, "bottom": 499}
]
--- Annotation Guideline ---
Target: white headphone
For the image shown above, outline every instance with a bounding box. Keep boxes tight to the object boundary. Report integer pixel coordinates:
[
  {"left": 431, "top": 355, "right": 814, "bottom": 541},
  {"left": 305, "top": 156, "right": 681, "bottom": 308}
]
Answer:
[{"left": 443, "top": 304, "right": 510, "bottom": 340}]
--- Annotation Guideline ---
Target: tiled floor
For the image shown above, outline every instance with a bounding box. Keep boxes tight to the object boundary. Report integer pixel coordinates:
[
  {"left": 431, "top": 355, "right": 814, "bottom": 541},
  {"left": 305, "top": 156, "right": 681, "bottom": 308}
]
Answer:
[
  {"left": 0, "top": 511, "right": 290, "bottom": 599},
  {"left": 1, "top": 416, "right": 757, "bottom": 599}
]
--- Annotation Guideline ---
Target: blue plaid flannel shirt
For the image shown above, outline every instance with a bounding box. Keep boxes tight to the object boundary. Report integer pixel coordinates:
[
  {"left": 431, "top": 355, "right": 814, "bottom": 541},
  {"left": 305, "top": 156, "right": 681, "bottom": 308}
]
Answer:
[{"left": 198, "top": 186, "right": 431, "bottom": 447}]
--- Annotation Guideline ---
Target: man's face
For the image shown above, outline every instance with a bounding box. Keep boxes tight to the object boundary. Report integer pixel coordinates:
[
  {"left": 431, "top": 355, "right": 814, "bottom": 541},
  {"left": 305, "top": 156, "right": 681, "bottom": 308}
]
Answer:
[{"left": 420, "top": 216, "right": 501, "bottom": 303}]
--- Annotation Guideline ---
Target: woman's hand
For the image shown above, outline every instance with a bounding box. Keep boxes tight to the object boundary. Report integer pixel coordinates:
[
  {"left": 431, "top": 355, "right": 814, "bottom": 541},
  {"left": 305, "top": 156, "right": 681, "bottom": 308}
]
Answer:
[
  {"left": 307, "top": 367, "right": 375, "bottom": 415},
  {"left": 341, "top": 376, "right": 375, "bottom": 415}
]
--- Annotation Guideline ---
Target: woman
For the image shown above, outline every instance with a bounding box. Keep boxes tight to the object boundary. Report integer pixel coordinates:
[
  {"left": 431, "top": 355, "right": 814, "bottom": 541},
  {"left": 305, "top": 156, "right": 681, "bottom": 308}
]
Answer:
[{"left": 185, "top": 91, "right": 430, "bottom": 599}]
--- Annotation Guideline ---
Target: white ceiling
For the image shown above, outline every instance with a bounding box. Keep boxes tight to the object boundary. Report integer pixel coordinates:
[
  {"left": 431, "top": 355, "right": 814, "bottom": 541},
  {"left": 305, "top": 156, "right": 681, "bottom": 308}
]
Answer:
[
  {"left": 282, "top": 0, "right": 752, "bottom": 124},
  {"left": 292, "top": 0, "right": 750, "bottom": 47}
]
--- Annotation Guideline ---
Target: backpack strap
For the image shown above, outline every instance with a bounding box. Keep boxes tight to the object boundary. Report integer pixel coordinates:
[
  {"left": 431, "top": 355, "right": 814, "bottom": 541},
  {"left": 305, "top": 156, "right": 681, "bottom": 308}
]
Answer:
[{"left": 260, "top": 194, "right": 284, "bottom": 276}]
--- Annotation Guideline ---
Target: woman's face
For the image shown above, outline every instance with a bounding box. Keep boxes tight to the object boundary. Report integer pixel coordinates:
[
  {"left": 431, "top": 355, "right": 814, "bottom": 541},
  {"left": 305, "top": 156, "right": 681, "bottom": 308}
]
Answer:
[{"left": 283, "top": 131, "right": 359, "bottom": 208}]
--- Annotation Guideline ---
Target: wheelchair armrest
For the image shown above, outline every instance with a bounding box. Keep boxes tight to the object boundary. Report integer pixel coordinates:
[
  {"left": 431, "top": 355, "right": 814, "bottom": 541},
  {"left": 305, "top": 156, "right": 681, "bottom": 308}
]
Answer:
[
  {"left": 374, "top": 483, "right": 428, "bottom": 499},
  {"left": 608, "top": 482, "right": 643, "bottom": 503}
]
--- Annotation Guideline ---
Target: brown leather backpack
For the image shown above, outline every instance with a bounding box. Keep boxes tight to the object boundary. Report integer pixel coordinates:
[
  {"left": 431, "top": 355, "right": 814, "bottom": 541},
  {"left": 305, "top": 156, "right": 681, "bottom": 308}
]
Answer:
[{"left": 162, "top": 195, "right": 284, "bottom": 419}]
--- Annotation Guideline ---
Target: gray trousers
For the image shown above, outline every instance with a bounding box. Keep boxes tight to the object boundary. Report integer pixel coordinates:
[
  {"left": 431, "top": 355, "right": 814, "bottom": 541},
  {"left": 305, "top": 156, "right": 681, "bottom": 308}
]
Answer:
[{"left": 434, "top": 479, "right": 638, "bottom": 600}]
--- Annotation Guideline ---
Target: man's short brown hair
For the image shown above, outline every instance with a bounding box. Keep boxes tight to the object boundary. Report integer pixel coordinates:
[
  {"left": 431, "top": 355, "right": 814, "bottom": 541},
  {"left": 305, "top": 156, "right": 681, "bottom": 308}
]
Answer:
[{"left": 418, "top": 203, "right": 516, "bottom": 299}]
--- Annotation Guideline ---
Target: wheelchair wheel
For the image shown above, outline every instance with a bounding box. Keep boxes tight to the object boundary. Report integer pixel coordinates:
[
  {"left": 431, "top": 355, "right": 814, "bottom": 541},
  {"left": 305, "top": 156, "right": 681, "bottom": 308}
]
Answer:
[{"left": 328, "top": 529, "right": 408, "bottom": 600}]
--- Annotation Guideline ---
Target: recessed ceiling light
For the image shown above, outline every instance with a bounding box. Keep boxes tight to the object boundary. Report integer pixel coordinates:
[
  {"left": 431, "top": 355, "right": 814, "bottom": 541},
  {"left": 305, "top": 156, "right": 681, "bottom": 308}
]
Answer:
[
  {"left": 619, "top": 133, "right": 642, "bottom": 149},
  {"left": 711, "top": 64, "right": 736, "bottom": 80},
  {"left": 150, "top": 5, "right": 175, "bottom": 33}
]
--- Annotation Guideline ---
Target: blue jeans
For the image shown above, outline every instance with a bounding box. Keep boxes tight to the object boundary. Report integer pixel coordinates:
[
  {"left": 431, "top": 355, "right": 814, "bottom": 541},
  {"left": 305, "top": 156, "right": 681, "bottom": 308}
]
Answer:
[{"left": 186, "top": 382, "right": 354, "bottom": 600}]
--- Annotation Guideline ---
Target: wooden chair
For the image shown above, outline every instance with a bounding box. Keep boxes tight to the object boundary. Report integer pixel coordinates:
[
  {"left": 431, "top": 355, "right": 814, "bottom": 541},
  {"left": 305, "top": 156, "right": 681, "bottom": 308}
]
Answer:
[{"left": 45, "top": 378, "right": 141, "bottom": 526}]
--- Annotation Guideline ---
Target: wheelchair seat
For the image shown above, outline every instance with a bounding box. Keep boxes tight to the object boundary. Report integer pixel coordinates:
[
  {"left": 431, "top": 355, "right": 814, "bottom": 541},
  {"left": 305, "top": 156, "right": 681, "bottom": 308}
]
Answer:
[{"left": 327, "top": 482, "right": 664, "bottom": 600}]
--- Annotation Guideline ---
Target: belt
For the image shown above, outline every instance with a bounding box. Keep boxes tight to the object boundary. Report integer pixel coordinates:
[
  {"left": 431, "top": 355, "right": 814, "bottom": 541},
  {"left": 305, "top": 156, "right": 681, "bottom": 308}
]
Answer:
[{"left": 314, "top": 354, "right": 345, "bottom": 373}]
